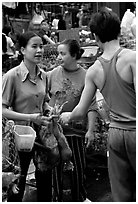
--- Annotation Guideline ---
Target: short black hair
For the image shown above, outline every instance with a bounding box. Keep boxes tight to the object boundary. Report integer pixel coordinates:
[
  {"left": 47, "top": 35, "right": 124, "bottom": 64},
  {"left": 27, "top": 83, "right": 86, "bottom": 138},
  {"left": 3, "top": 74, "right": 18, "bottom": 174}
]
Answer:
[{"left": 89, "top": 7, "right": 121, "bottom": 43}]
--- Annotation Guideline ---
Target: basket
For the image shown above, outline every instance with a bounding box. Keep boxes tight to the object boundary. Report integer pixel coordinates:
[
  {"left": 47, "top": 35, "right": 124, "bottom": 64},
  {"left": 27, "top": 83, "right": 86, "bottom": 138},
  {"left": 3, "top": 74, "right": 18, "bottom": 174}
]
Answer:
[{"left": 14, "top": 125, "right": 36, "bottom": 152}]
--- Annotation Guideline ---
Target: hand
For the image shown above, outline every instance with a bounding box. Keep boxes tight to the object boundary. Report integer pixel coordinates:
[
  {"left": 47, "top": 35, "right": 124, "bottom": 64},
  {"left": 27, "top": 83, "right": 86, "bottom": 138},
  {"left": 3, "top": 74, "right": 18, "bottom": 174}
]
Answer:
[
  {"left": 60, "top": 112, "right": 71, "bottom": 125},
  {"left": 31, "top": 113, "right": 54, "bottom": 126},
  {"left": 85, "top": 130, "right": 95, "bottom": 148}
]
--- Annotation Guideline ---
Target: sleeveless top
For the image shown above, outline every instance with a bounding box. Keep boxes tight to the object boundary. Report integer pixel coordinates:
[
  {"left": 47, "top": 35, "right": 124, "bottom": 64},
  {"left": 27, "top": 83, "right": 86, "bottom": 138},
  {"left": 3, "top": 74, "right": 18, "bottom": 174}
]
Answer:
[{"left": 98, "top": 48, "right": 136, "bottom": 130}]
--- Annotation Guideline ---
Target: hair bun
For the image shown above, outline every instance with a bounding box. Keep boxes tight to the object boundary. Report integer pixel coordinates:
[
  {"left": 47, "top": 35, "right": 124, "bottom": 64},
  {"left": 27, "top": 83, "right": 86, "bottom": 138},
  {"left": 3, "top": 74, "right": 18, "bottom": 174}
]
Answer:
[{"left": 80, "top": 48, "right": 84, "bottom": 56}]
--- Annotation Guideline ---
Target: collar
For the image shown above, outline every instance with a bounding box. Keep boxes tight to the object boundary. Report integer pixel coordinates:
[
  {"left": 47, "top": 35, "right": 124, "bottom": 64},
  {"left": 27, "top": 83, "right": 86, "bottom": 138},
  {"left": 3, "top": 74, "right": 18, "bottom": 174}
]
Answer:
[{"left": 19, "top": 61, "right": 43, "bottom": 82}]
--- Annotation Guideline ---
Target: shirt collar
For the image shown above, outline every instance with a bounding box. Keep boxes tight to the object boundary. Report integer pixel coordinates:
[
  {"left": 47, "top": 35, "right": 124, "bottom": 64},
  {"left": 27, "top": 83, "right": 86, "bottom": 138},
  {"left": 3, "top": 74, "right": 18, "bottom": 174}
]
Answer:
[{"left": 20, "top": 61, "right": 43, "bottom": 82}]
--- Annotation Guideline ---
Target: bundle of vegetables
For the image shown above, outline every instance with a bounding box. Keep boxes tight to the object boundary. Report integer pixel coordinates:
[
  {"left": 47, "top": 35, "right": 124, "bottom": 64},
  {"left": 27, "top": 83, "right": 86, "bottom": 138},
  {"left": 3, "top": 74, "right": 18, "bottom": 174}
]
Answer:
[{"left": 34, "top": 102, "right": 72, "bottom": 171}]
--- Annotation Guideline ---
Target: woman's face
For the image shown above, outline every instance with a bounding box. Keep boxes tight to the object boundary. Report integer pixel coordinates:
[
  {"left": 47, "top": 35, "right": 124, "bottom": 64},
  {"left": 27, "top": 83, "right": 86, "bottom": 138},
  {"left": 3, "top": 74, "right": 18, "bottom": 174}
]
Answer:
[
  {"left": 21, "top": 36, "right": 44, "bottom": 64},
  {"left": 57, "top": 44, "right": 75, "bottom": 69}
]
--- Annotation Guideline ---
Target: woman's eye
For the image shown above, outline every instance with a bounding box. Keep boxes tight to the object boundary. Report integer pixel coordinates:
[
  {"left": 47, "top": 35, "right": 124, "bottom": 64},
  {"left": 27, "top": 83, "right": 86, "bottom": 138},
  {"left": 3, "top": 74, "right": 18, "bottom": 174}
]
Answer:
[
  {"left": 61, "top": 52, "right": 65, "bottom": 56},
  {"left": 40, "top": 45, "right": 44, "bottom": 49},
  {"left": 32, "top": 45, "right": 37, "bottom": 48}
]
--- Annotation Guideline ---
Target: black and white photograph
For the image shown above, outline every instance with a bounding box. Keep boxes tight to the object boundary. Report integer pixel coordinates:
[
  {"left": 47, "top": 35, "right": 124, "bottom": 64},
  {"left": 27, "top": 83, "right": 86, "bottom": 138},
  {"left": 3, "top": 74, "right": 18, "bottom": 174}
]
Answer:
[{"left": 2, "top": 2, "right": 136, "bottom": 202}]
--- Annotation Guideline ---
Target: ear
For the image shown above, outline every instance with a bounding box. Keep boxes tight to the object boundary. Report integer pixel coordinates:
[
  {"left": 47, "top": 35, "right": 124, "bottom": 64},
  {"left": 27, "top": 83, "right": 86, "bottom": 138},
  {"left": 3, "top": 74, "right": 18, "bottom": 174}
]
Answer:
[
  {"left": 71, "top": 53, "right": 77, "bottom": 60},
  {"left": 20, "top": 47, "right": 25, "bottom": 55}
]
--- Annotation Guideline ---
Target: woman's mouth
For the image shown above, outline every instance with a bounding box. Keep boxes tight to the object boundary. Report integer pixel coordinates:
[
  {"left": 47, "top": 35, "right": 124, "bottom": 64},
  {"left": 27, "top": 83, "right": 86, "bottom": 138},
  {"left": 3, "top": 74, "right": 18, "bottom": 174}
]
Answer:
[{"left": 35, "top": 55, "right": 42, "bottom": 59}]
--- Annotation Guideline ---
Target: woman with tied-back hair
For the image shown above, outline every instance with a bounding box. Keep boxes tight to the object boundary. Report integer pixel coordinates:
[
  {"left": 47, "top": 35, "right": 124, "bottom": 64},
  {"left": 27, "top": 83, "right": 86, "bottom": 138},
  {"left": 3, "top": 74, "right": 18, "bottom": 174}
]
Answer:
[
  {"left": 2, "top": 31, "right": 56, "bottom": 202},
  {"left": 47, "top": 39, "right": 98, "bottom": 201}
]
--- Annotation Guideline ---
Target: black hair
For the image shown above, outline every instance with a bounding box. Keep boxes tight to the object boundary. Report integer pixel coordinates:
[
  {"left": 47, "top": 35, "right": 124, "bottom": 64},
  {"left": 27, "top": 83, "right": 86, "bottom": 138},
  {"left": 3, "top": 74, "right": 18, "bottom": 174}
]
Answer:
[
  {"left": 2, "top": 25, "right": 11, "bottom": 36},
  {"left": 128, "top": 2, "right": 136, "bottom": 13},
  {"left": 89, "top": 7, "right": 121, "bottom": 43},
  {"left": 2, "top": 33, "right": 7, "bottom": 53},
  {"left": 58, "top": 14, "right": 63, "bottom": 20},
  {"left": 60, "top": 39, "right": 84, "bottom": 60},
  {"left": 18, "top": 31, "right": 38, "bottom": 49}
]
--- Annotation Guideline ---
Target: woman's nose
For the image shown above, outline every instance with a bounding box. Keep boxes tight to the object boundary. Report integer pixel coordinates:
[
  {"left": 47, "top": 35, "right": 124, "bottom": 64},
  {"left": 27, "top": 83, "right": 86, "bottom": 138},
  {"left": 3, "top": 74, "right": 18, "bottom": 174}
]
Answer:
[
  {"left": 57, "top": 54, "right": 61, "bottom": 60},
  {"left": 37, "top": 46, "right": 43, "bottom": 52}
]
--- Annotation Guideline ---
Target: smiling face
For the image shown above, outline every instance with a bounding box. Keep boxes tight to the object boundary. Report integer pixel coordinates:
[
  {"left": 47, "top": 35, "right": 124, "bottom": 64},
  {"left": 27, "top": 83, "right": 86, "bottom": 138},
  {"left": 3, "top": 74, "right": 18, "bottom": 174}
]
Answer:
[
  {"left": 21, "top": 36, "right": 44, "bottom": 65},
  {"left": 57, "top": 44, "right": 75, "bottom": 70}
]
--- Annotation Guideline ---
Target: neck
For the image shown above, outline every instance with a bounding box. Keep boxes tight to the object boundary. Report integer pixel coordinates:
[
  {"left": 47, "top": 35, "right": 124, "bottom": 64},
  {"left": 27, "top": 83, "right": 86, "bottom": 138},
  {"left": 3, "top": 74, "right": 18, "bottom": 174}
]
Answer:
[
  {"left": 102, "top": 40, "right": 120, "bottom": 59},
  {"left": 24, "top": 60, "right": 37, "bottom": 76},
  {"left": 63, "top": 62, "right": 79, "bottom": 72}
]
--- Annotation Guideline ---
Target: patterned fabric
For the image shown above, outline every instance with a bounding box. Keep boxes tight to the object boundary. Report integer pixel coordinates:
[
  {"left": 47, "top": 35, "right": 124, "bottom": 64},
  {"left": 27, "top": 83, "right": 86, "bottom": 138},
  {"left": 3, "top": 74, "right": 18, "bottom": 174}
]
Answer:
[
  {"left": 46, "top": 65, "right": 94, "bottom": 201},
  {"left": 55, "top": 134, "right": 87, "bottom": 202}
]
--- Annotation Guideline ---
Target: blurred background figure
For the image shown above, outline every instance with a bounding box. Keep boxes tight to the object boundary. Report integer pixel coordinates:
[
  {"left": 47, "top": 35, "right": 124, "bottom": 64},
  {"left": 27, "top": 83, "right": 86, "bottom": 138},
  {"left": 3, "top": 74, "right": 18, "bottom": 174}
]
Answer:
[
  {"left": 76, "top": 6, "right": 84, "bottom": 28},
  {"left": 37, "top": 19, "right": 55, "bottom": 45},
  {"left": 58, "top": 14, "right": 66, "bottom": 30},
  {"left": 52, "top": 13, "right": 59, "bottom": 31},
  {"left": 121, "top": 3, "right": 136, "bottom": 37},
  {"left": 131, "top": 12, "right": 136, "bottom": 38},
  {"left": 2, "top": 25, "right": 16, "bottom": 57}
]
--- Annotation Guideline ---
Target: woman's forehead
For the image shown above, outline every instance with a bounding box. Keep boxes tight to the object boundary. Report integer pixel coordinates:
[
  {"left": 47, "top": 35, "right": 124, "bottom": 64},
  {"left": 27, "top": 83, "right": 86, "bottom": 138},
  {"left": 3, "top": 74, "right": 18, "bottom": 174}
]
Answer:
[
  {"left": 28, "top": 36, "right": 42, "bottom": 44},
  {"left": 58, "top": 44, "right": 68, "bottom": 51}
]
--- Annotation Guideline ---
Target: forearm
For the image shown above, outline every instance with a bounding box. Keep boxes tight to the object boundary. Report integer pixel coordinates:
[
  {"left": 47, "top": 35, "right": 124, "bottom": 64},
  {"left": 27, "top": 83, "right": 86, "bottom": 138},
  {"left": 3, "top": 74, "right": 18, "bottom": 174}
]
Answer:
[
  {"left": 87, "top": 110, "right": 97, "bottom": 132},
  {"left": 70, "top": 105, "right": 86, "bottom": 121},
  {"left": 43, "top": 35, "right": 55, "bottom": 45},
  {"left": 2, "top": 107, "right": 38, "bottom": 122}
]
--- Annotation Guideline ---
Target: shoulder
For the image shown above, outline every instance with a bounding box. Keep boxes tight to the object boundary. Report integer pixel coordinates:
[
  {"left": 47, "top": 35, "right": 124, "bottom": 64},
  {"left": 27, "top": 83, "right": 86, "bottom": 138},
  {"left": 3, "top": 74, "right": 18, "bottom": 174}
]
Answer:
[
  {"left": 47, "top": 66, "right": 62, "bottom": 78},
  {"left": 3, "top": 65, "right": 20, "bottom": 79},
  {"left": 48, "top": 66, "right": 61, "bottom": 74},
  {"left": 87, "top": 59, "right": 103, "bottom": 78},
  {"left": 2, "top": 66, "right": 21, "bottom": 89},
  {"left": 119, "top": 48, "right": 136, "bottom": 63},
  {"left": 86, "top": 59, "right": 104, "bottom": 89}
]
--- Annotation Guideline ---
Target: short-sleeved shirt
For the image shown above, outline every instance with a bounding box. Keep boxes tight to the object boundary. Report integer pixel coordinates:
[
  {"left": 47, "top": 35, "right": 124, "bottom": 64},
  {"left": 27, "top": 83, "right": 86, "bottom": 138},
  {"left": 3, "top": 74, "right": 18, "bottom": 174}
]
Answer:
[
  {"left": 2, "top": 61, "right": 48, "bottom": 125},
  {"left": 47, "top": 65, "right": 97, "bottom": 112},
  {"left": 47, "top": 65, "right": 97, "bottom": 134}
]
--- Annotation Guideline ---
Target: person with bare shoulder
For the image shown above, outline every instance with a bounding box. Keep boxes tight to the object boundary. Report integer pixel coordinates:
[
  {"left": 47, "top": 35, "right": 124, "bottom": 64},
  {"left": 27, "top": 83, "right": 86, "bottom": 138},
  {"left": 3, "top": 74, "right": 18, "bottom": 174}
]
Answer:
[{"left": 60, "top": 8, "right": 136, "bottom": 202}]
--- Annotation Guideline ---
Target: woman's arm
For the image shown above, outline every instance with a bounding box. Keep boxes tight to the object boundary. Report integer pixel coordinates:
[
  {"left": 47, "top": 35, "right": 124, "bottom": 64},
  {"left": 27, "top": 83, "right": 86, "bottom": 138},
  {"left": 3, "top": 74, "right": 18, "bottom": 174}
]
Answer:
[
  {"left": 43, "top": 34, "right": 56, "bottom": 45},
  {"left": 2, "top": 104, "right": 53, "bottom": 126}
]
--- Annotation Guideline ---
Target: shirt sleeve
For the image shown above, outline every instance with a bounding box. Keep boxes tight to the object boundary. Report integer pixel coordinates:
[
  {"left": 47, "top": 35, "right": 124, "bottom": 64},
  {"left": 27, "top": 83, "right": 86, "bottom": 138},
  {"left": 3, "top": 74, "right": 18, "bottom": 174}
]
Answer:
[{"left": 2, "top": 72, "right": 15, "bottom": 107}]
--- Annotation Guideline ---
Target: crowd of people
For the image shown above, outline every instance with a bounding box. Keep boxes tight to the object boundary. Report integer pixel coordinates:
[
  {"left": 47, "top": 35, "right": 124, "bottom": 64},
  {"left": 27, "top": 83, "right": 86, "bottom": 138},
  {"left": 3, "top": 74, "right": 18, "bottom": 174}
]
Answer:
[{"left": 2, "top": 5, "right": 136, "bottom": 202}]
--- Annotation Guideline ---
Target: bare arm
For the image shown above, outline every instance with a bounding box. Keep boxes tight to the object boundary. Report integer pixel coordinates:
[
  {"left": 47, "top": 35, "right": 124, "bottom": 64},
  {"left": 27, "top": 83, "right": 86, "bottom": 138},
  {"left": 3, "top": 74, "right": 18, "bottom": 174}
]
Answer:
[
  {"left": 131, "top": 51, "right": 136, "bottom": 91},
  {"left": 2, "top": 104, "right": 37, "bottom": 122},
  {"left": 70, "top": 68, "right": 97, "bottom": 120},
  {"left": 60, "top": 67, "right": 97, "bottom": 124},
  {"left": 43, "top": 34, "right": 56, "bottom": 45},
  {"left": 2, "top": 104, "right": 53, "bottom": 126},
  {"left": 85, "top": 110, "right": 97, "bottom": 147}
]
